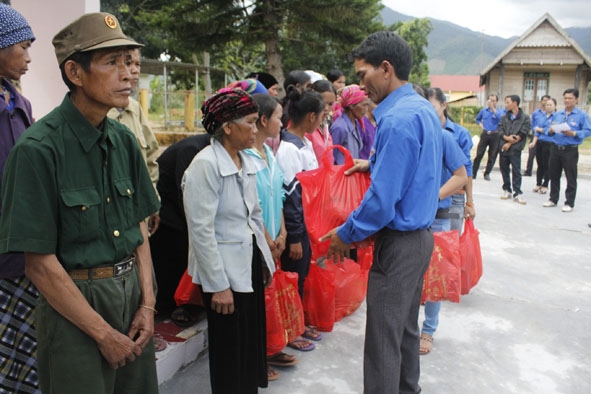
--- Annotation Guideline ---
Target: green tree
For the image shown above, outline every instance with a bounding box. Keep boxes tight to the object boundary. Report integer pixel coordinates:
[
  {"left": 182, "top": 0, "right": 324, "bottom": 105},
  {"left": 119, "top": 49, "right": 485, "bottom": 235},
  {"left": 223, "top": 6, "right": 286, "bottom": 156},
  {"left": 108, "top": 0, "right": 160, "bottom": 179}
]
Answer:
[
  {"left": 102, "top": 0, "right": 385, "bottom": 89},
  {"left": 391, "top": 18, "right": 433, "bottom": 86}
]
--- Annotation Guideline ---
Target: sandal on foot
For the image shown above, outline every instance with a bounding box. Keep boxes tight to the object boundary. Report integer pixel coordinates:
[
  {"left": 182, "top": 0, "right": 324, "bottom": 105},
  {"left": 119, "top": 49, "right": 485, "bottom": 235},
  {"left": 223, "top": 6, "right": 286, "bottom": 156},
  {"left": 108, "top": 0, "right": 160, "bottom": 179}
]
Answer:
[
  {"left": 170, "top": 304, "right": 201, "bottom": 328},
  {"left": 539, "top": 187, "right": 548, "bottom": 194},
  {"left": 532, "top": 186, "right": 541, "bottom": 193},
  {"left": 302, "top": 325, "right": 322, "bottom": 341},
  {"left": 287, "top": 338, "right": 315, "bottom": 352},
  {"left": 153, "top": 333, "right": 167, "bottom": 352},
  {"left": 267, "top": 366, "right": 280, "bottom": 381},
  {"left": 267, "top": 351, "right": 298, "bottom": 367},
  {"left": 419, "top": 333, "right": 433, "bottom": 355}
]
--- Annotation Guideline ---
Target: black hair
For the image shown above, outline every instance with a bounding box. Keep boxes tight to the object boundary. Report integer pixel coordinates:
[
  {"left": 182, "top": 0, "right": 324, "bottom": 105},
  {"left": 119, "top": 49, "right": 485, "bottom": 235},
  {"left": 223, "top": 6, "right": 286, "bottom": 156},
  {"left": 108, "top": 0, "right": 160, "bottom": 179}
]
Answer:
[
  {"left": 326, "top": 69, "right": 344, "bottom": 83},
  {"left": 541, "top": 94, "right": 551, "bottom": 100},
  {"left": 505, "top": 94, "right": 521, "bottom": 106},
  {"left": 427, "top": 87, "right": 452, "bottom": 121},
  {"left": 59, "top": 50, "right": 93, "bottom": 91},
  {"left": 285, "top": 85, "right": 324, "bottom": 125},
  {"left": 252, "top": 93, "right": 281, "bottom": 123},
  {"left": 488, "top": 93, "right": 499, "bottom": 101},
  {"left": 563, "top": 88, "right": 579, "bottom": 99},
  {"left": 284, "top": 70, "right": 311, "bottom": 91},
  {"left": 311, "top": 79, "right": 337, "bottom": 95},
  {"left": 351, "top": 31, "right": 413, "bottom": 81}
]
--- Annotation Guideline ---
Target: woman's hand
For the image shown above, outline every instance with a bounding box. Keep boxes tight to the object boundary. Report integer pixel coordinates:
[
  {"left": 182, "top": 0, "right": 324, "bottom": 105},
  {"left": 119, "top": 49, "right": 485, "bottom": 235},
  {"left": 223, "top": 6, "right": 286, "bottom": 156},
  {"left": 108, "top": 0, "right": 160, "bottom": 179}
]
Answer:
[
  {"left": 288, "top": 242, "right": 303, "bottom": 260},
  {"left": 211, "top": 288, "right": 234, "bottom": 315}
]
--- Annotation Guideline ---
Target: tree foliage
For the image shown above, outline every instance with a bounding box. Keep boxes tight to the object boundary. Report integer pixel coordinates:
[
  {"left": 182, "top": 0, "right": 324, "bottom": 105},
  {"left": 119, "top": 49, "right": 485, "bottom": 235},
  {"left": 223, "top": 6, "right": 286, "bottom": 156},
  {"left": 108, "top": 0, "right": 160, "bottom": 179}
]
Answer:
[
  {"left": 391, "top": 18, "right": 433, "bottom": 86},
  {"left": 100, "top": 1, "right": 431, "bottom": 90}
]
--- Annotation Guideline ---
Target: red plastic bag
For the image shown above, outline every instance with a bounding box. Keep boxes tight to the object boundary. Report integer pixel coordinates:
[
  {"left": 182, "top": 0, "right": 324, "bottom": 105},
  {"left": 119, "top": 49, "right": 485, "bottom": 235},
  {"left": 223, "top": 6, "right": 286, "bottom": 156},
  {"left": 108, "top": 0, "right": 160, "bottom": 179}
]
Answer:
[
  {"left": 296, "top": 146, "right": 371, "bottom": 260},
  {"left": 332, "top": 259, "right": 369, "bottom": 322},
  {"left": 303, "top": 262, "right": 336, "bottom": 332},
  {"left": 265, "top": 274, "right": 288, "bottom": 356},
  {"left": 273, "top": 269, "right": 305, "bottom": 343},
  {"left": 357, "top": 245, "right": 374, "bottom": 271},
  {"left": 173, "top": 269, "right": 204, "bottom": 307},
  {"left": 460, "top": 219, "right": 483, "bottom": 295},
  {"left": 421, "top": 230, "right": 461, "bottom": 303}
]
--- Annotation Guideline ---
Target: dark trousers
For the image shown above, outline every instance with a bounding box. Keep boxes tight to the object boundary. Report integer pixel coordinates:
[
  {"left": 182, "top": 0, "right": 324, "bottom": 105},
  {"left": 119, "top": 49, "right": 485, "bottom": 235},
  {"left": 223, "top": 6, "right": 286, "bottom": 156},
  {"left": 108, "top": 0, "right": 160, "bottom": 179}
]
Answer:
[
  {"left": 535, "top": 141, "right": 552, "bottom": 187},
  {"left": 525, "top": 145, "right": 536, "bottom": 175},
  {"left": 364, "top": 228, "right": 433, "bottom": 394},
  {"left": 150, "top": 223, "right": 189, "bottom": 314},
  {"left": 499, "top": 153, "right": 523, "bottom": 196},
  {"left": 472, "top": 132, "right": 500, "bottom": 176},
  {"left": 202, "top": 247, "right": 267, "bottom": 394},
  {"left": 280, "top": 232, "right": 311, "bottom": 300},
  {"left": 549, "top": 145, "right": 579, "bottom": 207}
]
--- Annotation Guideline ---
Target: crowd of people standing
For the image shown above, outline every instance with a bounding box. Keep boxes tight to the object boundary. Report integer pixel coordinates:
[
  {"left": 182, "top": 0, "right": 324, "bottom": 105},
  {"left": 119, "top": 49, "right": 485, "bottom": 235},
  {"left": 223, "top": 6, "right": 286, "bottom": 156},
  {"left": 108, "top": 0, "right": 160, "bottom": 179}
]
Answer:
[{"left": 1, "top": 4, "right": 591, "bottom": 394}]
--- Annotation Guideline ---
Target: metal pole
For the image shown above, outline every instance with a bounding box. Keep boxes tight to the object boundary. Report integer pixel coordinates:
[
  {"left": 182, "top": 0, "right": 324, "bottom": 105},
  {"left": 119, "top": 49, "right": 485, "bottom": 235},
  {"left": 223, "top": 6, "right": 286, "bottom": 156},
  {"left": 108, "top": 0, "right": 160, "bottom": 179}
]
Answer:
[{"left": 163, "top": 64, "right": 168, "bottom": 130}]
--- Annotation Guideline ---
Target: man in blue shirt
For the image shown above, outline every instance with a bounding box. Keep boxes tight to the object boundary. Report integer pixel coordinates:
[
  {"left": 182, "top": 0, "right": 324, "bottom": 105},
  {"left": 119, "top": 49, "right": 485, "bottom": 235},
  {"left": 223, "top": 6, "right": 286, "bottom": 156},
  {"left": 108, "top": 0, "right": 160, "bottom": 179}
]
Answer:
[
  {"left": 473, "top": 94, "right": 504, "bottom": 180},
  {"left": 524, "top": 95, "right": 550, "bottom": 176},
  {"left": 542, "top": 88, "right": 591, "bottom": 212},
  {"left": 321, "top": 31, "right": 442, "bottom": 394}
]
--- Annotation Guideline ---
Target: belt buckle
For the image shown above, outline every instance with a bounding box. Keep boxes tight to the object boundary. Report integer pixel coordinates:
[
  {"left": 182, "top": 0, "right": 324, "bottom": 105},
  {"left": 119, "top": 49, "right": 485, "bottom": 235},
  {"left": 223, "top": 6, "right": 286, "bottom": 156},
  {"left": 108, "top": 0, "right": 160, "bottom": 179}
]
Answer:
[
  {"left": 114, "top": 257, "right": 134, "bottom": 277},
  {"left": 557, "top": 145, "right": 566, "bottom": 151}
]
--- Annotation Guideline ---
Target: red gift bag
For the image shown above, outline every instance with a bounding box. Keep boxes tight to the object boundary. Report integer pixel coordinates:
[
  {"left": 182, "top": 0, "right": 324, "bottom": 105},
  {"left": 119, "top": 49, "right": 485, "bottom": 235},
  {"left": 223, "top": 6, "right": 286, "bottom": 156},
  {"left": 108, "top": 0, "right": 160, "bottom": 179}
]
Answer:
[
  {"left": 273, "top": 269, "right": 305, "bottom": 343},
  {"left": 265, "top": 275, "right": 288, "bottom": 356},
  {"left": 460, "top": 219, "right": 483, "bottom": 295},
  {"left": 421, "top": 230, "right": 461, "bottom": 303},
  {"left": 296, "top": 146, "right": 371, "bottom": 260},
  {"left": 303, "top": 262, "right": 336, "bottom": 332},
  {"left": 331, "top": 259, "right": 369, "bottom": 322},
  {"left": 173, "top": 269, "right": 204, "bottom": 307}
]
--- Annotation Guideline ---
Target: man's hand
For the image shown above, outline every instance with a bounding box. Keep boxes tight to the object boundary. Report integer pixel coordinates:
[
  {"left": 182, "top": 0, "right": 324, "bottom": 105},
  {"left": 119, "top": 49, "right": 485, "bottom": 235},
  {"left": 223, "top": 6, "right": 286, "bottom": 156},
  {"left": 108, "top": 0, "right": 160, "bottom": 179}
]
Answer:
[
  {"left": 97, "top": 326, "right": 143, "bottom": 370},
  {"left": 211, "top": 288, "right": 234, "bottom": 315},
  {"left": 128, "top": 306, "right": 155, "bottom": 351},
  {"left": 319, "top": 228, "right": 350, "bottom": 263},
  {"left": 344, "top": 159, "right": 370, "bottom": 175},
  {"left": 288, "top": 242, "right": 303, "bottom": 260},
  {"left": 464, "top": 205, "right": 476, "bottom": 219},
  {"left": 148, "top": 213, "right": 160, "bottom": 236}
]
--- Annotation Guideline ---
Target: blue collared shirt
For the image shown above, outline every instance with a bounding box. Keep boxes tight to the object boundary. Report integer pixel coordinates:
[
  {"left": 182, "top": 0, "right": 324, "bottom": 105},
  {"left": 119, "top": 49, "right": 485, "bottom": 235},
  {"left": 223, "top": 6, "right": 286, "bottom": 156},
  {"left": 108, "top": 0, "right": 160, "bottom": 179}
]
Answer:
[
  {"left": 549, "top": 107, "right": 591, "bottom": 146},
  {"left": 337, "top": 84, "right": 442, "bottom": 243},
  {"left": 475, "top": 107, "right": 504, "bottom": 132},
  {"left": 444, "top": 118, "right": 473, "bottom": 177},
  {"left": 439, "top": 130, "right": 469, "bottom": 209},
  {"left": 534, "top": 112, "right": 555, "bottom": 142},
  {"left": 531, "top": 107, "right": 546, "bottom": 129}
]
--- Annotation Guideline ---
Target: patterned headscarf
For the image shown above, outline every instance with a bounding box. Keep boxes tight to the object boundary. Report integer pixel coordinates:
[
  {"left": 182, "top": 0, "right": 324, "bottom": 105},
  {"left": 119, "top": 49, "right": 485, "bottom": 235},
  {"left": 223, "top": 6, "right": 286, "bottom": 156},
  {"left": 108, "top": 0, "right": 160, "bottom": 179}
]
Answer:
[
  {"left": 226, "top": 79, "right": 268, "bottom": 95},
  {"left": 0, "top": 4, "right": 35, "bottom": 49},
  {"left": 201, "top": 89, "right": 259, "bottom": 135},
  {"left": 333, "top": 84, "right": 367, "bottom": 120}
]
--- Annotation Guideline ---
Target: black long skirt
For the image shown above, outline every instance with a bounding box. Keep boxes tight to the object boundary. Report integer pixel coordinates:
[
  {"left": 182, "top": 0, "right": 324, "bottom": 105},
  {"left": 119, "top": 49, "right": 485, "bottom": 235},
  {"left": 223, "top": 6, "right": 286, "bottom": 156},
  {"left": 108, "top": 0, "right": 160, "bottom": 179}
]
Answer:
[{"left": 202, "top": 245, "right": 267, "bottom": 394}]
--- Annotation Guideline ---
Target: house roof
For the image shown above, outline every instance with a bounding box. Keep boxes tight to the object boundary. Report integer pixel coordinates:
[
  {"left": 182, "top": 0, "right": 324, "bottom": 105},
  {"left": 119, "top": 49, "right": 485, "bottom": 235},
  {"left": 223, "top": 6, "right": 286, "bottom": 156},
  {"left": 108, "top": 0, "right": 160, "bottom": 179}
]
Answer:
[
  {"left": 479, "top": 13, "right": 591, "bottom": 85},
  {"left": 429, "top": 75, "right": 482, "bottom": 93}
]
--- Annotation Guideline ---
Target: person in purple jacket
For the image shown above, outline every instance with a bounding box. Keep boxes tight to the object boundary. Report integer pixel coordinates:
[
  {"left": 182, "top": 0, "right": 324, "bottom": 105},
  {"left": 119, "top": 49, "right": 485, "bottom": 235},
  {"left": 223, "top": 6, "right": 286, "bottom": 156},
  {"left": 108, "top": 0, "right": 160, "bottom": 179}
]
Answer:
[{"left": 0, "top": 4, "right": 39, "bottom": 393}]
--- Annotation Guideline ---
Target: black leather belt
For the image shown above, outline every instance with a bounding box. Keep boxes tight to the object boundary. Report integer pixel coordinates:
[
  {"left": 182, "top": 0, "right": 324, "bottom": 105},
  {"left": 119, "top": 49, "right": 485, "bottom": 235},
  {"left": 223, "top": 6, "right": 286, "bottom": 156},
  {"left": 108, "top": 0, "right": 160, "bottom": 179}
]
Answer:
[
  {"left": 484, "top": 130, "right": 498, "bottom": 134},
  {"left": 69, "top": 256, "right": 135, "bottom": 280},
  {"left": 554, "top": 144, "right": 578, "bottom": 151},
  {"left": 435, "top": 208, "right": 461, "bottom": 220}
]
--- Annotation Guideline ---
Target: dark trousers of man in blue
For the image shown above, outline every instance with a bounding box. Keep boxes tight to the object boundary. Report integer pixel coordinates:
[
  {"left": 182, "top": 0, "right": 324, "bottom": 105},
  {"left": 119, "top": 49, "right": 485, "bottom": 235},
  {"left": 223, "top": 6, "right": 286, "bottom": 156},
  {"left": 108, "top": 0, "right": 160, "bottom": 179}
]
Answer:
[{"left": 548, "top": 145, "right": 578, "bottom": 207}]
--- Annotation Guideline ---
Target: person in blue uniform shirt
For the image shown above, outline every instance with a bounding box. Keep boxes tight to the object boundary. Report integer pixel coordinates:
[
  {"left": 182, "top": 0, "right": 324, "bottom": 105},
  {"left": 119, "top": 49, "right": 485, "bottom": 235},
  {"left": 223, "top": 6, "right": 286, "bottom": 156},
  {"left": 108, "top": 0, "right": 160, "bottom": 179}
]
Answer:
[
  {"left": 542, "top": 88, "right": 591, "bottom": 212},
  {"left": 321, "top": 31, "right": 443, "bottom": 394},
  {"left": 473, "top": 94, "right": 505, "bottom": 180}
]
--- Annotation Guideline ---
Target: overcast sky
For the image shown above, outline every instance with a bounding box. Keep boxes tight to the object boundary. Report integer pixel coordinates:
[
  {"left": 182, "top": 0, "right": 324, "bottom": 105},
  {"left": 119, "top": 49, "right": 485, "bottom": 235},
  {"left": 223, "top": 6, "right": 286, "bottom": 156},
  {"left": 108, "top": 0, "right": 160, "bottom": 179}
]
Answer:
[{"left": 382, "top": 0, "right": 591, "bottom": 38}]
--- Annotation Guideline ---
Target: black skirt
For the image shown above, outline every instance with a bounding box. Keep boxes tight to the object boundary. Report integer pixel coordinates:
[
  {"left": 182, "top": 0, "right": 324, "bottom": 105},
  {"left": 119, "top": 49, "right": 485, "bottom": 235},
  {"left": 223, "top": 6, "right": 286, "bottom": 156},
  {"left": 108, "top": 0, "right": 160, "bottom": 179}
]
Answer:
[{"left": 202, "top": 244, "right": 268, "bottom": 394}]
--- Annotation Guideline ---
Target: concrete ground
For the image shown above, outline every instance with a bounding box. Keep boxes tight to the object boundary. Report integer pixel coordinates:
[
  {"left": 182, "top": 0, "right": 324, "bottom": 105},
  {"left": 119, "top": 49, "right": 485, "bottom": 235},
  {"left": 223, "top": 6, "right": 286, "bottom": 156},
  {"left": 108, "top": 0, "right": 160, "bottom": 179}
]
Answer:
[{"left": 159, "top": 160, "right": 591, "bottom": 394}]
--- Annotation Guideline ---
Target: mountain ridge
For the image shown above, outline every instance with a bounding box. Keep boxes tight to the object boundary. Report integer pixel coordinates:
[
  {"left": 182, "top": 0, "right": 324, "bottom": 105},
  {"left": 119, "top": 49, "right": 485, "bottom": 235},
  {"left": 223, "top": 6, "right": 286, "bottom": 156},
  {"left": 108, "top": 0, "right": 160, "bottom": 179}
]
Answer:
[{"left": 380, "top": 7, "right": 591, "bottom": 75}]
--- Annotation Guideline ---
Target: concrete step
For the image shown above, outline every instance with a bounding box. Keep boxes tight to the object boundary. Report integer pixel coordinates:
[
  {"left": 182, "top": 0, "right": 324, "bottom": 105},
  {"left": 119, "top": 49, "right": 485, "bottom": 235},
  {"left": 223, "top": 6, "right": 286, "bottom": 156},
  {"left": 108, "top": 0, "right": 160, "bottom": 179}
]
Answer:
[{"left": 155, "top": 313, "right": 208, "bottom": 385}]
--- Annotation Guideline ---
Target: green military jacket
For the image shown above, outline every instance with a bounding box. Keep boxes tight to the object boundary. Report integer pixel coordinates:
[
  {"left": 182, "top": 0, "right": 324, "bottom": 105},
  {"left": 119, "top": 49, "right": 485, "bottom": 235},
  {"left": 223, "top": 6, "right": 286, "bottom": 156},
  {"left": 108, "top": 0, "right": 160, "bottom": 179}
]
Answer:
[{"left": 0, "top": 95, "right": 160, "bottom": 270}]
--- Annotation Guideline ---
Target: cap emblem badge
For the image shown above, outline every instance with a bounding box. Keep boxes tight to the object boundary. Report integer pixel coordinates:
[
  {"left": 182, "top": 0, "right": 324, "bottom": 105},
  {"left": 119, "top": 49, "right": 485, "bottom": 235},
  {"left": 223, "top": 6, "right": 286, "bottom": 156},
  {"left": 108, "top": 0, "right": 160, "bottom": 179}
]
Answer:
[{"left": 105, "top": 15, "right": 117, "bottom": 29}]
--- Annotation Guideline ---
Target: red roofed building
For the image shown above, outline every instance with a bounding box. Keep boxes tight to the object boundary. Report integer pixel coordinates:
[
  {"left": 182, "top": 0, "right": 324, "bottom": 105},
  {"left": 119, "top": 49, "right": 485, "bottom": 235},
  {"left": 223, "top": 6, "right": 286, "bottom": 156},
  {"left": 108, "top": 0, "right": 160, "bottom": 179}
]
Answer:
[{"left": 429, "top": 75, "right": 485, "bottom": 106}]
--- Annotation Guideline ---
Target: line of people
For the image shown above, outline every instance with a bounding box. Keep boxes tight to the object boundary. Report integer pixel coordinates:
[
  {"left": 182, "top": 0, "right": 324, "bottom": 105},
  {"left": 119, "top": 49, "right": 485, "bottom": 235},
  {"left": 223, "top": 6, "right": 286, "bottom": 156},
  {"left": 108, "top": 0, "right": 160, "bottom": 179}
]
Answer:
[{"left": 472, "top": 90, "right": 591, "bottom": 210}]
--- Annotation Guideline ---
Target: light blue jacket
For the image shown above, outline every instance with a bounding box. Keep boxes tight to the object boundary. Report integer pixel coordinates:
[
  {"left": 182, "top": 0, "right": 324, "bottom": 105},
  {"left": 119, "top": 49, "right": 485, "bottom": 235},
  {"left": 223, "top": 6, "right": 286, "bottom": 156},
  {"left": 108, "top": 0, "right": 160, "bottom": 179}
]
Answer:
[{"left": 182, "top": 139, "right": 275, "bottom": 293}]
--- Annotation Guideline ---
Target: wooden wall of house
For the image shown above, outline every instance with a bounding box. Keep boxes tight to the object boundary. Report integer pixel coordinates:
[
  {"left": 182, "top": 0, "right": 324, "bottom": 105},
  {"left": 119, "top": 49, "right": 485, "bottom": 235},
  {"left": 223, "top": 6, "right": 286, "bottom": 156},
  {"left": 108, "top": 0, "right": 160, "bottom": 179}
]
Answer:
[{"left": 504, "top": 48, "right": 584, "bottom": 65}]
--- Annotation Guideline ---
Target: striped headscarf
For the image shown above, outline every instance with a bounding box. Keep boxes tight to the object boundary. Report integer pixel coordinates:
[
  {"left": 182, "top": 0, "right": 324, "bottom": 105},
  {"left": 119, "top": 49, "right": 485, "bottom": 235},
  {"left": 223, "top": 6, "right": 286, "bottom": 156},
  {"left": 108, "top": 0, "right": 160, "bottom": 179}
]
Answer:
[
  {"left": 333, "top": 84, "right": 367, "bottom": 120},
  {"left": 201, "top": 88, "right": 259, "bottom": 135}
]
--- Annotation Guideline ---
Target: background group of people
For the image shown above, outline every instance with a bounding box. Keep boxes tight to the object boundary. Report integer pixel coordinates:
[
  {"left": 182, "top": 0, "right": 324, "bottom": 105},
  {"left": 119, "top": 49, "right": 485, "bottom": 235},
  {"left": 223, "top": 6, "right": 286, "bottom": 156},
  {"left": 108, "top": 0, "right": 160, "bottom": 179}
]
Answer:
[{"left": 472, "top": 90, "right": 591, "bottom": 210}]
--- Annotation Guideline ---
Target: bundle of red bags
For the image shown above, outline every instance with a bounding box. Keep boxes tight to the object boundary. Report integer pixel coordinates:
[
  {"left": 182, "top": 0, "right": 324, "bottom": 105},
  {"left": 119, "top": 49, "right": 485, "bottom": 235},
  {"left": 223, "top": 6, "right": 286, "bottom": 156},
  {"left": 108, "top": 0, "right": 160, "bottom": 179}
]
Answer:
[{"left": 421, "top": 219, "right": 483, "bottom": 302}]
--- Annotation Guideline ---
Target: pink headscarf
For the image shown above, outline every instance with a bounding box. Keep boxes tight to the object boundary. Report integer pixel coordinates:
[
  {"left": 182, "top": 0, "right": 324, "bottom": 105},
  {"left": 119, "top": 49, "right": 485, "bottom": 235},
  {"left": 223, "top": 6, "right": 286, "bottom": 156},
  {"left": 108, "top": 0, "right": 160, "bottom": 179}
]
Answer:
[{"left": 333, "top": 84, "right": 366, "bottom": 120}]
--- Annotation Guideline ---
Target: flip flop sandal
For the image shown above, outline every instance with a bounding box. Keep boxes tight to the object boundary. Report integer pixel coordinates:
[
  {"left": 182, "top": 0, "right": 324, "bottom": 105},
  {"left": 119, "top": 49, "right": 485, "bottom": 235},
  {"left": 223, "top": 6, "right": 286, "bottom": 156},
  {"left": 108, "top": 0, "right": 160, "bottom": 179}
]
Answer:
[
  {"left": 170, "top": 305, "right": 200, "bottom": 328},
  {"left": 419, "top": 333, "right": 433, "bottom": 355},
  {"left": 267, "top": 366, "right": 280, "bottom": 381},
  {"left": 287, "top": 338, "right": 315, "bottom": 352},
  {"left": 302, "top": 326, "right": 323, "bottom": 341},
  {"left": 267, "top": 352, "right": 298, "bottom": 367},
  {"left": 153, "top": 333, "right": 168, "bottom": 352}
]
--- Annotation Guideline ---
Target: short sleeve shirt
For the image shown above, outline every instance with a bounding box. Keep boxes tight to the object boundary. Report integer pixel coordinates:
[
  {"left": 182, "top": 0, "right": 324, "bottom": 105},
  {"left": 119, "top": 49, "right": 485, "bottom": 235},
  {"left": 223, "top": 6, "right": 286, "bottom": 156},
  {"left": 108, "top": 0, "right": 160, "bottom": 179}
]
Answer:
[{"left": 0, "top": 95, "right": 160, "bottom": 270}]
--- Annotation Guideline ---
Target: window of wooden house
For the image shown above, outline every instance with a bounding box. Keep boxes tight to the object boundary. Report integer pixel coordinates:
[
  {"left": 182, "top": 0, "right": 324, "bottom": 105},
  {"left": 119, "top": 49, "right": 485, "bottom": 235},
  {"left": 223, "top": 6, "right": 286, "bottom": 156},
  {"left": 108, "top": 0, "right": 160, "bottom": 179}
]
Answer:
[{"left": 523, "top": 72, "right": 549, "bottom": 113}]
